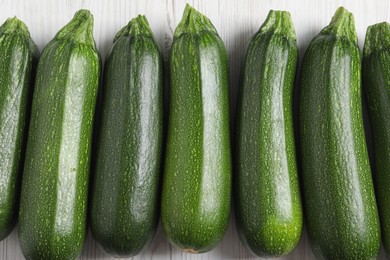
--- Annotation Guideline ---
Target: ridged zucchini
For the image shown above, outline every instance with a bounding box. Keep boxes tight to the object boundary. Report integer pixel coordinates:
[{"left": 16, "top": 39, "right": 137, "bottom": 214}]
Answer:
[
  {"left": 363, "top": 22, "right": 390, "bottom": 256},
  {"left": 235, "top": 10, "right": 302, "bottom": 257},
  {"left": 90, "top": 15, "right": 163, "bottom": 257},
  {"left": 161, "top": 4, "right": 231, "bottom": 253},
  {"left": 299, "top": 7, "right": 380, "bottom": 259},
  {"left": 18, "top": 10, "right": 100, "bottom": 259},
  {"left": 0, "top": 17, "right": 38, "bottom": 241}
]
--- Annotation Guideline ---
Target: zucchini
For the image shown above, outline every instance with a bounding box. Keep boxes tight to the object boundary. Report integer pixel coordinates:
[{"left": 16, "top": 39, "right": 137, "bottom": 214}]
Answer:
[
  {"left": 235, "top": 10, "right": 302, "bottom": 257},
  {"left": 0, "top": 17, "right": 38, "bottom": 241},
  {"left": 18, "top": 10, "right": 100, "bottom": 259},
  {"left": 161, "top": 4, "right": 231, "bottom": 253},
  {"left": 90, "top": 15, "right": 163, "bottom": 257},
  {"left": 363, "top": 22, "right": 390, "bottom": 256},
  {"left": 299, "top": 7, "right": 380, "bottom": 259}
]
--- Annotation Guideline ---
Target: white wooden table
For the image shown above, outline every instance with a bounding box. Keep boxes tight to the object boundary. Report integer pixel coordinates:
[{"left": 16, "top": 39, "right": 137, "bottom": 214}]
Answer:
[{"left": 0, "top": 0, "right": 389, "bottom": 259}]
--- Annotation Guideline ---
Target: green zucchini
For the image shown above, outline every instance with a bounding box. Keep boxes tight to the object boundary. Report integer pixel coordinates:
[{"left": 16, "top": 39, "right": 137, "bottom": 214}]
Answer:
[
  {"left": 363, "top": 22, "right": 390, "bottom": 256},
  {"left": 235, "top": 10, "right": 302, "bottom": 257},
  {"left": 0, "top": 17, "right": 38, "bottom": 241},
  {"left": 161, "top": 4, "right": 231, "bottom": 253},
  {"left": 299, "top": 7, "right": 380, "bottom": 259},
  {"left": 90, "top": 15, "right": 163, "bottom": 257},
  {"left": 18, "top": 10, "right": 100, "bottom": 259}
]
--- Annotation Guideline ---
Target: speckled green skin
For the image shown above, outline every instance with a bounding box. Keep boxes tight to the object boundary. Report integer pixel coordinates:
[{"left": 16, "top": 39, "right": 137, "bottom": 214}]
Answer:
[
  {"left": 0, "top": 18, "right": 38, "bottom": 241},
  {"left": 363, "top": 22, "right": 390, "bottom": 257},
  {"left": 90, "top": 16, "right": 163, "bottom": 257},
  {"left": 18, "top": 10, "right": 100, "bottom": 260},
  {"left": 235, "top": 10, "right": 302, "bottom": 257},
  {"left": 161, "top": 4, "right": 231, "bottom": 253},
  {"left": 299, "top": 7, "right": 380, "bottom": 259}
]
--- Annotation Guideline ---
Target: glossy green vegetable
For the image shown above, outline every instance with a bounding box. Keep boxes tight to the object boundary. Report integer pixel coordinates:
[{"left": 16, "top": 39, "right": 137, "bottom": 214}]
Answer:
[
  {"left": 18, "top": 10, "right": 100, "bottom": 260},
  {"left": 161, "top": 4, "right": 231, "bottom": 253},
  {"left": 0, "top": 17, "right": 38, "bottom": 241},
  {"left": 90, "top": 15, "right": 163, "bottom": 257},
  {"left": 235, "top": 10, "right": 302, "bottom": 257},
  {"left": 299, "top": 7, "right": 380, "bottom": 259},
  {"left": 363, "top": 22, "right": 390, "bottom": 256}
]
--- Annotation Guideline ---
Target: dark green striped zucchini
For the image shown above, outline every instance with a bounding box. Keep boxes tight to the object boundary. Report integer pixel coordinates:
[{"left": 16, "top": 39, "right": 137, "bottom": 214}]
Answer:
[
  {"left": 235, "top": 10, "right": 302, "bottom": 257},
  {"left": 161, "top": 4, "right": 231, "bottom": 253},
  {"left": 363, "top": 22, "right": 390, "bottom": 256},
  {"left": 18, "top": 10, "right": 100, "bottom": 259},
  {"left": 0, "top": 17, "right": 38, "bottom": 241},
  {"left": 90, "top": 15, "right": 163, "bottom": 257},
  {"left": 299, "top": 7, "right": 380, "bottom": 259}
]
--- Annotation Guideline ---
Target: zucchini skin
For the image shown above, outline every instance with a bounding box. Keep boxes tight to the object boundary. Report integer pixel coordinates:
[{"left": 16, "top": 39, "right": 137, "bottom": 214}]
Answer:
[
  {"left": 90, "top": 15, "right": 163, "bottom": 257},
  {"left": 0, "top": 18, "right": 38, "bottom": 241},
  {"left": 363, "top": 22, "right": 390, "bottom": 256},
  {"left": 18, "top": 10, "right": 100, "bottom": 260},
  {"left": 299, "top": 7, "right": 380, "bottom": 259},
  {"left": 161, "top": 4, "right": 231, "bottom": 253},
  {"left": 235, "top": 10, "right": 302, "bottom": 257}
]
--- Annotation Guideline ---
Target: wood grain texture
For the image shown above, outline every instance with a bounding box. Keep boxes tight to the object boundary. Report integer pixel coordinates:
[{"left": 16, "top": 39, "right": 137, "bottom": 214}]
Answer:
[{"left": 0, "top": 0, "right": 389, "bottom": 259}]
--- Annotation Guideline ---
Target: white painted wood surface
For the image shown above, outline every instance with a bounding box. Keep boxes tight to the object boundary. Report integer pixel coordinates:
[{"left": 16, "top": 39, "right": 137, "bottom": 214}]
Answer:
[{"left": 0, "top": 0, "right": 389, "bottom": 259}]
